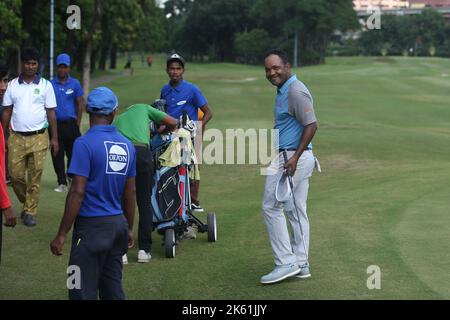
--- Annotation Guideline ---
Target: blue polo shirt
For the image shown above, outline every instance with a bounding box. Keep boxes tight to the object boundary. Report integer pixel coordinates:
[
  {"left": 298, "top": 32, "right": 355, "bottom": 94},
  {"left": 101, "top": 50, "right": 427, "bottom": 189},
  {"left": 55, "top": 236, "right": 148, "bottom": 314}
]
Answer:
[
  {"left": 68, "top": 125, "right": 136, "bottom": 217},
  {"left": 160, "top": 80, "right": 207, "bottom": 121},
  {"left": 51, "top": 75, "right": 84, "bottom": 121},
  {"left": 274, "top": 75, "right": 317, "bottom": 150}
]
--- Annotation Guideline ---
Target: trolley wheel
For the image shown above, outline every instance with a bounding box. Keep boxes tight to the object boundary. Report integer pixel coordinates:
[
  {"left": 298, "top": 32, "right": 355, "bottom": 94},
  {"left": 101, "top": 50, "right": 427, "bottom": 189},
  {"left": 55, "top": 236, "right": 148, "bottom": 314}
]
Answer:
[
  {"left": 207, "top": 212, "right": 217, "bottom": 242},
  {"left": 165, "top": 228, "right": 176, "bottom": 258}
]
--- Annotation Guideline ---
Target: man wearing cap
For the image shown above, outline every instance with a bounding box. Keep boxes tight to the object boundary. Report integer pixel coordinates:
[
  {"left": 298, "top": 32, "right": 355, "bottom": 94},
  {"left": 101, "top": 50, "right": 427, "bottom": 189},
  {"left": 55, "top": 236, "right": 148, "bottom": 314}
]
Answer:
[
  {"left": 260, "top": 49, "right": 318, "bottom": 284},
  {"left": 115, "top": 102, "right": 177, "bottom": 263},
  {"left": 50, "top": 53, "right": 84, "bottom": 193},
  {"left": 50, "top": 87, "right": 136, "bottom": 300},
  {"left": 1, "top": 47, "right": 59, "bottom": 227},
  {"left": 160, "top": 53, "right": 213, "bottom": 213}
]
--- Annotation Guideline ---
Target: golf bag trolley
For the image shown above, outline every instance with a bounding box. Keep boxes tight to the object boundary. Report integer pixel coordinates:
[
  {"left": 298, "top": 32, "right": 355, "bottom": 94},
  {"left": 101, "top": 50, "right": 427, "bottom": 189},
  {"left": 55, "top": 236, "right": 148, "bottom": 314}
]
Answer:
[{"left": 150, "top": 100, "right": 217, "bottom": 258}]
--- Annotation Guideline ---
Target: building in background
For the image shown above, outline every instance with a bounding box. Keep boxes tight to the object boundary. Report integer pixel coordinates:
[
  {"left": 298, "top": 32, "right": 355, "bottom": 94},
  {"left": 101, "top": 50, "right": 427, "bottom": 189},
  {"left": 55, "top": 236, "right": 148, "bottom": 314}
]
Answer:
[
  {"left": 353, "top": 0, "right": 409, "bottom": 10},
  {"left": 354, "top": 0, "right": 450, "bottom": 9},
  {"left": 409, "top": 0, "right": 450, "bottom": 7}
]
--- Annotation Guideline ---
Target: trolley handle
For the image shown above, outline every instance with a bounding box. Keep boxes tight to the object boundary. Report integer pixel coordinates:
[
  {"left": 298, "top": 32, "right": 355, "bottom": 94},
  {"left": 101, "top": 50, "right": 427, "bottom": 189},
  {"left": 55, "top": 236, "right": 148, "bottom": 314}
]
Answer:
[{"left": 182, "top": 110, "right": 188, "bottom": 127}]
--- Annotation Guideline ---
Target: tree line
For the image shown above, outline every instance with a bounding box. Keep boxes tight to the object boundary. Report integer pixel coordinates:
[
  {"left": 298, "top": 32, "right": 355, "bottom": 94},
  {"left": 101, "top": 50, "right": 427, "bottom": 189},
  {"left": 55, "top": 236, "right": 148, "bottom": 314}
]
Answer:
[
  {"left": 2, "top": 0, "right": 447, "bottom": 89},
  {"left": 1, "top": 0, "right": 167, "bottom": 92},
  {"left": 1, "top": 1, "right": 358, "bottom": 78},
  {"left": 165, "top": 0, "right": 358, "bottom": 65},
  {"left": 332, "top": 9, "right": 450, "bottom": 58}
]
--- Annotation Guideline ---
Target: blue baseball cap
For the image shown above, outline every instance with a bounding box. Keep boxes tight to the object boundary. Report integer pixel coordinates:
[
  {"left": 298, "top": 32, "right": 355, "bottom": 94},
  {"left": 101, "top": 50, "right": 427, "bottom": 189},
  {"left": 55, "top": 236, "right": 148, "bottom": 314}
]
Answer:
[
  {"left": 86, "top": 87, "right": 119, "bottom": 115},
  {"left": 56, "top": 53, "right": 71, "bottom": 66}
]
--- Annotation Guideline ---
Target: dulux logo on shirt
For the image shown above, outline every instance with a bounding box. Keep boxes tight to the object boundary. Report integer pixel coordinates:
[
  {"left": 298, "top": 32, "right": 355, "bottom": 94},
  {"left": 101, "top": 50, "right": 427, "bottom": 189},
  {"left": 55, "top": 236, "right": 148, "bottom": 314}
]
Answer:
[{"left": 104, "top": 141, "right": 130, "bottom": 175}]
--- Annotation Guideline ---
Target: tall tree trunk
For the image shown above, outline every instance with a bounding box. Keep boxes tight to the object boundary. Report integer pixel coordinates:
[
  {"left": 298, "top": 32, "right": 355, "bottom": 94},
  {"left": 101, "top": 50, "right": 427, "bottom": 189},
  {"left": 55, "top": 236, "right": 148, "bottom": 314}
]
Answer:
[
  {"left": 90, "top": 49, "right": 97, "bottom": 73},
  {"left": 82, "top": 0, "right": 101, "bottom": 98},
  {"left": 76, "top": 43, "right": 84, "bottom": 73},
  {"left": 17, "top": 46, "right": 21, "bottom": 75},
  {"left": 82, "top": 42, "right": 93, "bottom": 98},
  {"left": 99, "top": 45, "right": 109, "bottom": 70},
  {"left": 65, "top": 30, "right": 77, "bottom": 68},
  {"left": 319, "top": 35, "right": 327, "bottom": 64},
  {"left": 109, "top": 44, "right": 117, "bottom": 69},
  {"left": 64, "top": 30, "right": 74, "bottom": 55},
  {"left": 293, "top": 30, "right": 299, "bottom": 68},
  {"left": 5, "top": 48, "right": 19, "bottom": 76}
]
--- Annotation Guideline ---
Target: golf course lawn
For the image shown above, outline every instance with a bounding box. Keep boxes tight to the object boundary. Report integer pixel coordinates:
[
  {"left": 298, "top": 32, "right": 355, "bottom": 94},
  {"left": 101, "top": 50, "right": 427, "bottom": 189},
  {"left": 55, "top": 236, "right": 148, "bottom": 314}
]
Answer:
[{"left": 1, "top": 55, "right": 450, "bottom": 299}]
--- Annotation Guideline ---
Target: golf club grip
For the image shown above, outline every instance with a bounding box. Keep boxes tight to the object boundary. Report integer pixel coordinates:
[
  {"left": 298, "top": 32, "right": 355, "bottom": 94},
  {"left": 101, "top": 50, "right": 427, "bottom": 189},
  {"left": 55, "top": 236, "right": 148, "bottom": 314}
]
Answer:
[
  {"left": 283, "top": 151, "right": 294, "bottom": 177},
  {"left": 182, "top": 111, "right": 187, "bottom": 127}
]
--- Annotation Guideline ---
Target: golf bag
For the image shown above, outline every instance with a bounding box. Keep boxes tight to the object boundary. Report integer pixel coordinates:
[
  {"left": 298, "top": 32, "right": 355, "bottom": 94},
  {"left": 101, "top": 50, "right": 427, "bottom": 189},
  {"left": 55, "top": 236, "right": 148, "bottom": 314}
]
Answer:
[
  {"left": 149, "top": 107, "right": 217, "bottom": 258},
  {"left": 150, "top": 131, "right": 191, "bottom": 231}
]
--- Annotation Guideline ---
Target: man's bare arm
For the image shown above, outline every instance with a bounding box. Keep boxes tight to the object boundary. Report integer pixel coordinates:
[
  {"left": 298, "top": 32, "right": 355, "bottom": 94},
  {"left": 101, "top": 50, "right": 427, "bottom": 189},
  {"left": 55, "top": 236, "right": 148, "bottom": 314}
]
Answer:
[{"left": 50, "top": 176, "right": 87, "bottom": 256}]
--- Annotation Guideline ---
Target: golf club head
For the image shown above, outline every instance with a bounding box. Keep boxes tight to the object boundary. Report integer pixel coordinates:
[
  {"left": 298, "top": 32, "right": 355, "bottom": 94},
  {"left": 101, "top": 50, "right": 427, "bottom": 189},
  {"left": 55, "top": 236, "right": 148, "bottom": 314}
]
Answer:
[{"left": 151, "top": 99, "right": 167, "bottom": 112}]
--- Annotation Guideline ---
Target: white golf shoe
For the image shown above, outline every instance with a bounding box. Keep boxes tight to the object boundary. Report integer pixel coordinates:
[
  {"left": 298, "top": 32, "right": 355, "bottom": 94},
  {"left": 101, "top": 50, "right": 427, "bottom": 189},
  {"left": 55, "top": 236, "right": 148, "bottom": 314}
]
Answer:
[
  {"left": 296, "top": 263, "right": 311, "bottom": 279},
  {"left": 137, "top": 250, "right": 151, "bottom": 263},
  {"left": 54, "top": 184, "right": 68, "bottom": 192},
  {"left": 260, "top": 263, "right": 300, "bottom": 284}
]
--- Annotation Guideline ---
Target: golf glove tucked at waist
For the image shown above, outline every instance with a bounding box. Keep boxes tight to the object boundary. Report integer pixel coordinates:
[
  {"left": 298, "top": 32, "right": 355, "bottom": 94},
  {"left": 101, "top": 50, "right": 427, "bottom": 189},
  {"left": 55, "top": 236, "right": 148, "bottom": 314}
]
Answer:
[
  {"left": 314, "top": 156, "right": 321, "bottom": 173},
  {"left": 275, "top": 173, "right": 293, "bottom": 202}
]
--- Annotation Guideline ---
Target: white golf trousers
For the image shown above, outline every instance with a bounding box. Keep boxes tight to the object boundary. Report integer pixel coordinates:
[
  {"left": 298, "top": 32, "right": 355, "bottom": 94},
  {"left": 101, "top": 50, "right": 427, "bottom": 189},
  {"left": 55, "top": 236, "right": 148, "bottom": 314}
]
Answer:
[{"left": 262, "top": 150, "right": 315, "bottom": 266}]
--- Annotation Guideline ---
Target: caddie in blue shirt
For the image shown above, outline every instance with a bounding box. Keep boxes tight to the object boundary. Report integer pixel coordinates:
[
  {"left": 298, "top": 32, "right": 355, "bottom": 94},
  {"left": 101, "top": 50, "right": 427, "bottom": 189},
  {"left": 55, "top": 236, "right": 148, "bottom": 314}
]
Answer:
[
  {"left": 50, "top": 87, "right": 136, "bottom": 300},
  {"left": 50, "top": 53, "right": 84, "bottom": 193},
  {"left": 260, "top": 49, "right": 318, "bottom": 285},
  {"left": 160, "top": 53, "right": 213, "bottom": 213}
]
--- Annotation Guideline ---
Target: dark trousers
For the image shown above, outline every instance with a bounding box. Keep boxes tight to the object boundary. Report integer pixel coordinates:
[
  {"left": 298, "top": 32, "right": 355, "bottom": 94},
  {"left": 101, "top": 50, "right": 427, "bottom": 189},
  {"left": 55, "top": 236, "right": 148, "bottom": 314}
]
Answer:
[
  {"left": 190, "top": 179, "right": 200, "bottom": 204},
  {"left": 50, "top": 119, "right": 81, "bottom": 185},
  {"left": 135, "top": 145, "right": 154, "bottom": 252},
  {"left": 190, "top": 157, "right": 201, "bottom": 204},
  {"left": 68, "top": 214, "right": 128, "bottom": 300}
]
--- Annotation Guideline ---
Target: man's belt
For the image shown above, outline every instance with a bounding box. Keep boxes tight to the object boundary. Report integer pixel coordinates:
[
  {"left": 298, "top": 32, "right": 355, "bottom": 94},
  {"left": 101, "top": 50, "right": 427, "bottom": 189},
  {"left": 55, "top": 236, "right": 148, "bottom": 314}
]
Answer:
[
  {"left": 279, "top": 148, "right": 312, "bottom": 153},
  {"left": 57, "top": 118, "right": 77, "bottom": 123},
  {"left": 14, "top": 128, "right": 46, "bottom": 136},
  {"left": 279, "top": 148, "right": 297, "bottom": 152}
]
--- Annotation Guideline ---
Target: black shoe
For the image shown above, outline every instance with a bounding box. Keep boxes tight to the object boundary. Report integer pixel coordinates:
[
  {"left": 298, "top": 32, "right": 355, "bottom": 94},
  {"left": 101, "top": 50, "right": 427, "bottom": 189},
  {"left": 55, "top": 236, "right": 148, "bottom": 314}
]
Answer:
[
  {"left": 23, "top": 214, "right": 37, "bottom": 227},
  {"left": 20, "top": 211, "right": 26, "bottom": 220}
]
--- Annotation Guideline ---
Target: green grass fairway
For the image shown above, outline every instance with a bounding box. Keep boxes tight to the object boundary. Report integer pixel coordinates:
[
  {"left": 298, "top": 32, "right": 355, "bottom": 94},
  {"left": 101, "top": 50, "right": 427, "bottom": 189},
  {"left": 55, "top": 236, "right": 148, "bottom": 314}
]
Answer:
[{"left": 1, "top": 56, "right": 450, "bottom": 299}]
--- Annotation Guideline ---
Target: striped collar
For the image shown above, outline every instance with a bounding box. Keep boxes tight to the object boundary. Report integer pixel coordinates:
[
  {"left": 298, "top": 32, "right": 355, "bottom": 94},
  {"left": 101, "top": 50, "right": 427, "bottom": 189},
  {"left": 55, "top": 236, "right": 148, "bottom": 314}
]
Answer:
[{"left": 18, "top": 74, "right": 41, "bottom": 85}]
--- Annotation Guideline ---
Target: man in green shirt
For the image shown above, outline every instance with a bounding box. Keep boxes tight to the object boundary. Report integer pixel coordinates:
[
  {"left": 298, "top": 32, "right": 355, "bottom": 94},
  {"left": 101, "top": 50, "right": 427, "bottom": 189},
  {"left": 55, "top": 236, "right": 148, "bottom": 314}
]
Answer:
[{"left": 115, "top": 103, "right": 177, "bottom": 263}]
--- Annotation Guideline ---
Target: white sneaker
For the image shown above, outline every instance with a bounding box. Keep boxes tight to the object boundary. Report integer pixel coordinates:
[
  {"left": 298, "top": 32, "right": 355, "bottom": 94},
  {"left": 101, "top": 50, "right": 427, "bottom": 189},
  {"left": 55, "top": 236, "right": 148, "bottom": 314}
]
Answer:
[
  {"left": 191, "top": 203, "right": 204, "bottom": 212},
  {"left": 54, "top": 184, "right": 68, "bottom": 192},
  {"left": 137, "top": 250, "right": 151, "bottom": 263},
  {"left": 122, "top": 254, "right": 128, "bottom": 265}
]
